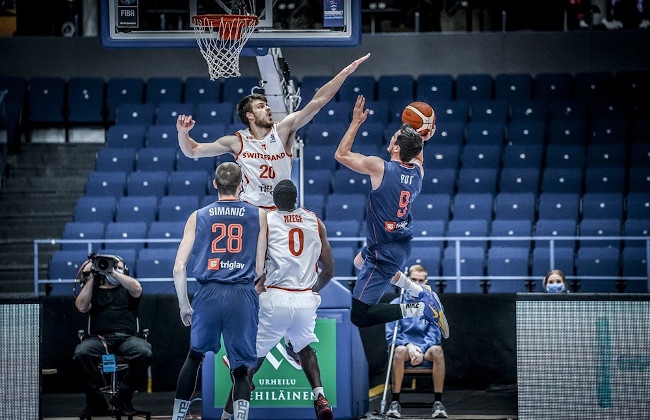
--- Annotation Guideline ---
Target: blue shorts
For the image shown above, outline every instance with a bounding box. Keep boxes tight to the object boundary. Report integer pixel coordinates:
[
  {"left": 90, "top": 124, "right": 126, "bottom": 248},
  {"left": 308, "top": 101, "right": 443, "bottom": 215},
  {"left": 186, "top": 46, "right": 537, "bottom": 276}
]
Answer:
[
  {"left": 190, "top": 282, "right": 259, "bottom": 369},
  {"left": 353, "top": 239, "right": 411, "bottom": 305}
]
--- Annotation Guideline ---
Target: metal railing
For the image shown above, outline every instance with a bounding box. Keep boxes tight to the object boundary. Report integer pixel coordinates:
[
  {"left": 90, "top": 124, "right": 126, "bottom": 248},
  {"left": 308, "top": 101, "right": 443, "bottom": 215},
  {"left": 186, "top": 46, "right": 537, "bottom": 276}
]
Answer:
[{"left": 34, "top": 235, "right": 650, "bottom": 296}]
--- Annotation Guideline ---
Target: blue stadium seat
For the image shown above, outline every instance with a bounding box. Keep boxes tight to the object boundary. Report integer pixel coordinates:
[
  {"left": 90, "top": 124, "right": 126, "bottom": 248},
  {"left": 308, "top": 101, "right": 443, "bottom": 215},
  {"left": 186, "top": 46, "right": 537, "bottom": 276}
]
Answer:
[
  {"left": 586, "top": 144, "right": 627, "bottom": 168},
  {"left": 424, "top": 144, "right": 460, "bottom": 170},
  {"left": 49, "top": 259, "right": 84, "bottom": 282},
  {"left": 470, "top": 100, "right": 508, "bottom": 124},
  {"left": 176, "top": 155, "right": 217, "bottom": 172},
  {"left": 495, "top": 73, "right": 532, "bottom": 101},
  {"left": 447, "top": 220, "right": 489, "bottom": 250},
  {"left": 96, "top": 148, "right": 136, "bottom": 173},
  {"left": 411, "top": 193, "right": 451, "bottom": 223},
  {"left": 628, "top": 166, "right": 650, "bottom": 193},
  {"left": 135, "top": 147, "right": 177, "bottom": 172},
  {"left": 146, "top": 124, "right": 177, "bottom": 148},
  {"left": 541, "top": 168, "right": 583, "bottom": 193},
  {"left": 622, "top": 246, "right": 649, "bottom": 278},
  {"left": 303, "top": 194, "right": 326, "bottom": 218},
  {"left": 505, "top": 120, "right": 546, "bottom": 146},
  {"left": 105, "top": 221, "right": 148, "bottom": 251},
  {"left": 323, "top": 220, "right": 361, "bottom": 249},
  {"left": 157, "top": 195, "right": 199, "bottom": 223},
  {"left": 115, "top": 103, "right": 155, "bottom": 126},
  {"left": 299, "top": 76, "right": 331, "bottom": 103},
  {"left": 105, "top": 125, "right": 147, "bottom": 149},
  {"left": 508, "top": 100, "right": 548, "bottom": 123},
  {"left": 168, "top": 171, "right": 208, "bottom": 197},
  {"left": 312, "top": 101, "right": 351, "bottom": 124},
  {"left": 581, "top": 193, "right": 624, "bottom": 220},
  {"left": 363, "top": 100, "right": 390, "bottom": 125},
  {"left": 579, "top": 218, "right": 622, "bottom": 250},
  {"left": 222, "top": 77, "right": 260, "bottom": 101},
  {"left": 534, "top": 72, "right": 572, "bottom": 101},
  {"left": 106, "top": 77, "right": 144, "bottom": 122},
  {"left": 456, "top": 168, "right": 497, "bottom": 194},
  {"left": 356, "top": 122, "right": 386, "bottom": 146},
  {"left": 465, "top": 121, "right": 505, "bottom": 145},
  {"left": 433, "top": 121, "right": 465, "bottom": 146},
  {"left": 487, "top": 246, "right": 530, "bottom": 278},
  {"left": 544, "top": 144, "right": 585, "bottom": 169},
  {"left": 330, "top": 246, "right": 357, "bottom": 277},
  {"left": 433, "top": 101, "right": 469, "bottom": 124},
  {"left": 442, "top": 246, "right": 485, "bottom": 285},
  {"left": 325, "top": 194, "right": 366, "bottom": 221},
  {"left": 194, "top": 102, "right": 235, "bottom": 125},
  {"left": 67, "top": 77, "right": 105, "bottom": 124},
  {"left": 576, "top": 247, "right": 620, "bottom": 287},
  {"left": 303, "top": 169, "right": 332, "bottom": 195},
  {"left": 499, "top": 167, "right": 540, "bottom": 195},
  {"left": 416, "top": 74, "right": 453, "bottom": 102},
  {"left": 455, "top": 74, "right": 493, "bottom": 101},
  {"left": 613, "top": 70, "right": 650, "bottom": 101},
  {"left": 27, "top": 77, "right": 66, "bottom": 124},
  {"left": 50, "top": 249, "right": 89, "bottom": 263},
  {"left": 420, "top": 168, "right": 457, "bottom": 195},
  {"left": 304, "top": 122, "right": 346, "bottom": 145},
  {"left": 136, "top": 255, "right": 175, "bottom": 280},
  {"left": 460, "top": 144, "right": 501, "bottom": 169},
  {"left": 377, "top": 75, "right": 414, "bottom": 102},
  {"left": 623, "top": 219, "right": 650, "bottom": 249},
  {"left": 452, "top": 193, "right": 493, "bottom": 221},
  {"left": 589, "top": 98, "right": 627, "bottom": 121},
  {"left": 547, "top": 119, "right": 587, "bottom": 144},
  {"left": 584, "top": 167, "right": 625, "bottom": 193},
  {"left": 184, "top": 77, "right": 221, "bottom": 103},
  {"left": 74, "top": 196, "right": 116, "bottom": 224},
  {"left": 302, "top": 145, "right": 338, "bottom": 171},
  {"left": 145, "top": 77, "right": 183, "bottom": 105},
  {"left": 332, "top": 168, "right": 371, "bottom": 195},
  {"left": 589, "top": 118, "right": 628, "bottom": 145},
  {"left": 494, "top": 193, "right": 536, "bottom": 221},
  {"left": 115, "top": 196, "right": 158, "bottom": 224},
  {"left": 61, "top": 222, "right": 105, "bottom": 251},
  {"left": 534, "top": 219, "right": 577, "bottom": 250},
  {"left": 0, "top": 76, "right": 26, "bottom": 110},
  {"left": 538, "top": 193, "right": 580, "bottom": 220},
  {"left": 338, "top": 75, "right": 376, "bottom": 102},
  {"left": 86, "top": 171, "right": 127, "bottom": 197},
  {"left": 629, "top": 142, "right": 650, "bottom": 167},
  {"left": 501, "top": 145, "right": 543, "bottom": 168},
  {"left": 411, "top": 220, "right": 446, "bottom": 238},
  {"left": 148, "top": 221, "right": 184, "bottom": 249},
  {"left": 190, "top": 124, "right": 227, "bottom": 143},
  {"left": 531, "top": 246, "right": 575, "bottom": 276},
  {"left": 126, "top": 171, "right": 168, "bottom": 198},
  {"left": 406, "top": 245, "right": 442, "bottom": 274},
  {"left": 548, "top": 98, "right": 587, "bottom": 121},
  {"left": 631, "top": 118, "right": 650, "bottom": 143},
  {"left": 574, "top": 71, "right": 613, "bottom": 99},
  {"left": 155, "top": 102, "right": 194, "bottom": 125},
  {"left": 490, "top": 219, "right": 532, "bottom": 249}
]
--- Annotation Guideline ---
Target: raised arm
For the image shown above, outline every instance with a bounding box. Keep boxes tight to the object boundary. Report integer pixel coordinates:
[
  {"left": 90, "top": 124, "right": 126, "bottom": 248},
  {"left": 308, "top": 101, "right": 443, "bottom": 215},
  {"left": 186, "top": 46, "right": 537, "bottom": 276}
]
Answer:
[
  {"left": 177, "top": 114, "right": 241, "bottom": 158},
  {"left": 334, "top": 95, "right": 385, "bottom": 180},
  {"left": 312, "top": 218, "right": 334, "bottom": 293},
  {"left": 276, "top": 54, "right": 370, "bottom": 144},
  {"left": 173, "top": 211, "right": 197, "bottom": 327}
]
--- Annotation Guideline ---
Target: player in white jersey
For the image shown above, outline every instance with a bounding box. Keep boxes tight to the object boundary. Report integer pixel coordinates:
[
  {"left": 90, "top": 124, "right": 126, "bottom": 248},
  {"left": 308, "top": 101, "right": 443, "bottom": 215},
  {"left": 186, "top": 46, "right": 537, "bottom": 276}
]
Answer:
[
  {"left": 176, "top": 53, "right": 370, "bottom": 208},
  {"left": 222, "top": 180, "right": 335, "bottom": 420}
]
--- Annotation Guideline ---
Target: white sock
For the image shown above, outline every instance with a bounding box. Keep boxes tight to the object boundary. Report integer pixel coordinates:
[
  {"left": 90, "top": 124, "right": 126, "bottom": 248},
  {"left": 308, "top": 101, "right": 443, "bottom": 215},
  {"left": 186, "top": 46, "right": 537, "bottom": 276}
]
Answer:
[
  {"left": 234, "top": 399, "right": 250, "bottom": 420},
  {"left": 172, "top": 398, "right": 191, "bottom": 420},
  {"left": 220, "top": 410, "right": 234, "bottom": 420},
  {"left": 393, "top": 272, "right": 424, "bottom": 298},
  {"left": 312, "top": 387, "right": 325, "bottom": 400},
  {"left": 400, "top": 302, "right": 425, "bottom": 318}
]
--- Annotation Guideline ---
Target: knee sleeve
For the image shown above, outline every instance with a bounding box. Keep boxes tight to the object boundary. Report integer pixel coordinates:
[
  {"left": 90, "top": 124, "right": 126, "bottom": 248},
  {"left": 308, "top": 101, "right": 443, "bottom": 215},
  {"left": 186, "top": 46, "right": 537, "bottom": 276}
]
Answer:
[
  {"left": 351, "top": 297, "right": 402, "bottom": 328},
  {"left": 175, "top": 349, "right": 204, "bottom": 400},
  {"left": 350, "top": 298, "right": 370, "bottom": 327},
  {"left": 230, "top": 366, "right": 251, "bottom": 402}
]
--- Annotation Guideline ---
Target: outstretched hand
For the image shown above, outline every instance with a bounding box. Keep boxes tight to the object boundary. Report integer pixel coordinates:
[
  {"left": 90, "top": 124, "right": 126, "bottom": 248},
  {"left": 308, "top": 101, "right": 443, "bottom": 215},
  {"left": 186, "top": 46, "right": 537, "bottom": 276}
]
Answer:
[
  {"left": 177, "top": 114, "right": 196, "bottom": 134},
  {"left": 352, "top": 95, "right": 369, "bottom": 125},
  {"left": 343, "top": 53, "right": 371, "bottom": 74}
]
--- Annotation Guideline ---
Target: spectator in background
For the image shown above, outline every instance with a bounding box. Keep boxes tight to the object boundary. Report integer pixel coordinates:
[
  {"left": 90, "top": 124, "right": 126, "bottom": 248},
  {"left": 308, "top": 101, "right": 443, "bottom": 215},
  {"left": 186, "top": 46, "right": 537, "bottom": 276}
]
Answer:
[
  {"left": 543, "top": 269, "right": 569, "bottom": 293},
  {"left": 385, "top": 265, "right": 447, "bottom": 419}
]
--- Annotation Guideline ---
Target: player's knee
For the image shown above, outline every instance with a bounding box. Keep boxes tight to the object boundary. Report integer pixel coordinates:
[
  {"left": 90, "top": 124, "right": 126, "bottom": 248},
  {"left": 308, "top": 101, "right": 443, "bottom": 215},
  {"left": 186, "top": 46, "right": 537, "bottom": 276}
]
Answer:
[
  {"left": 231, "top": 365, "right": 249, "bottom": 379},
  {"left": 429, "top": 345, "right": 444, "bottom": 360},
  {"left": 350, "top": 298, "right": 371, "bottom": 327},
  {"left": 188, "top": 348, "right": 204, "bottom": 362}
]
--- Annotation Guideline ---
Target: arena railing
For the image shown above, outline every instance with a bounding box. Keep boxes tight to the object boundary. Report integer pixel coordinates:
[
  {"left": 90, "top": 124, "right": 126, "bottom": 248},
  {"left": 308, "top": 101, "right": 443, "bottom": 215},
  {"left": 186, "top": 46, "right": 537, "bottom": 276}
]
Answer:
[{"left": 33, "top": 236, "right": 650, "bottom": 296}]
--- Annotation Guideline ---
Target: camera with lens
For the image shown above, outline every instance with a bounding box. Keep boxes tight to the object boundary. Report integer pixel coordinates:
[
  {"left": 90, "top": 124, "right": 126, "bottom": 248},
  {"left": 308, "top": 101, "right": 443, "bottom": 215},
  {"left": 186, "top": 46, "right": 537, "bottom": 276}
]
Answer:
[{"left": 90, "top": 253, "right": 120, "bottom": 275}]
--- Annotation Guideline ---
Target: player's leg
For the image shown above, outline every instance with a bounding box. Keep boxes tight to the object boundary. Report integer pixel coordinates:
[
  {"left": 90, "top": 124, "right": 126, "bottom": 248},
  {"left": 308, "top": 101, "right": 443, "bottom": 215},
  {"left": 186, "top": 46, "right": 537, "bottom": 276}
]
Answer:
[{"left": 172, "top": 348, "right": 204, "bottom": 420}]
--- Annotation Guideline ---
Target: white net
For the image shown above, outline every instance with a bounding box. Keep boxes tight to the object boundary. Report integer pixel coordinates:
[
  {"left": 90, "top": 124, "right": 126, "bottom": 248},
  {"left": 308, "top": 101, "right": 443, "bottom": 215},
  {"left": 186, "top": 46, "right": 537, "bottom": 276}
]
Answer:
[{"left": 192, "top": 15, "right": 259, "bottom": 80}]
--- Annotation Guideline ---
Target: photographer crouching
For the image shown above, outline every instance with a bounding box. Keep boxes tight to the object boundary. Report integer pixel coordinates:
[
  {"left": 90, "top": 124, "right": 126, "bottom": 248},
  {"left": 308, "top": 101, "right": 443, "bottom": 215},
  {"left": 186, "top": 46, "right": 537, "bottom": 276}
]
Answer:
[{"left": 73, "top": 254, "right": 152, "bottom": 418}]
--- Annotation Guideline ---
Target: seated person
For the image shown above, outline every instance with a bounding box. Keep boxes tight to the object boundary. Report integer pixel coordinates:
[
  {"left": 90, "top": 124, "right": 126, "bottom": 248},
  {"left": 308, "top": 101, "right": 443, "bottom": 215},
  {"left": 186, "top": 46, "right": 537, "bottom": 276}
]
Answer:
[
  {"left": 385, "top": 264, "right": 447, "bottom": 419},
  {"left": 543, "top": 269, "right": 568, "bottom": 293},
  {"left": 73, "top": 254, "right": 152, "bottom": 417}
]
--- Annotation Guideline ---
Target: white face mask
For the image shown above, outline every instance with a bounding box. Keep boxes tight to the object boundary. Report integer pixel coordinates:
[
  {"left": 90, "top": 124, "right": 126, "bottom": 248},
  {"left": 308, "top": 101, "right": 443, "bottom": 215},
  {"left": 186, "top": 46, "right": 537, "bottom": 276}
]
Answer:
[
  {"left": 546, "top": 282, "right": 565, "bottom": 293},
  {"left": 106, "top": 267, "right": 124, "bottom": 286}
]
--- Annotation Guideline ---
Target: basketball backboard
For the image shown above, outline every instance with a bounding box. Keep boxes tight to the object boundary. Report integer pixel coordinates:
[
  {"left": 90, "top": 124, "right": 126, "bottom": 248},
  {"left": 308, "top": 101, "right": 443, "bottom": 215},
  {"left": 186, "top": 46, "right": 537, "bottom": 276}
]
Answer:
[{"left": 100, "top": 0, "right": 361, "bottom": 49}]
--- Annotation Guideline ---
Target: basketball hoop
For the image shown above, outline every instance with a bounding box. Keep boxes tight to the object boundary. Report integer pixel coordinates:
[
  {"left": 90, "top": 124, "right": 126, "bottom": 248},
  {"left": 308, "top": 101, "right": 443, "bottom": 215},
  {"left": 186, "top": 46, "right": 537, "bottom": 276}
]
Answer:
[{"left": 192, "top": 14, "right": 259, "bottom": 80}]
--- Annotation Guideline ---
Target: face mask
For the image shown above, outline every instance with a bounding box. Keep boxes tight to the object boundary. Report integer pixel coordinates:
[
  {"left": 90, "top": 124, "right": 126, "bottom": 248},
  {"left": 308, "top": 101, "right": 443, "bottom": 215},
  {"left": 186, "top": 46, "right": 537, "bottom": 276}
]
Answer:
[
  {"left": 546, "top": 283, "right": 565, "bottom": 293},
  {"left": 106, "top": 268, "right": 124, "bottom": 286}
]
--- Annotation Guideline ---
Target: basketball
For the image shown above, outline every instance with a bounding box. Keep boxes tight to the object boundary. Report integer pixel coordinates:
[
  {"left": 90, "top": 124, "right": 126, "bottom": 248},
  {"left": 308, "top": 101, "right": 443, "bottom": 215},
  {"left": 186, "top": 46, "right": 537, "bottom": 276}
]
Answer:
[{"left": 401, "top": 102, "right": 436, "bottom": 136}]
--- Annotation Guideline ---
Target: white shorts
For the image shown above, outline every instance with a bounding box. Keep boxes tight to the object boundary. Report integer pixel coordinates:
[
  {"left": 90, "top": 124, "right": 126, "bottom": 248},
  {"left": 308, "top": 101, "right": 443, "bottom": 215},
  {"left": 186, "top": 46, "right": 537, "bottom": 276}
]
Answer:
[{"left": 256, "top": 287, "right": 321, "bottom": 357}]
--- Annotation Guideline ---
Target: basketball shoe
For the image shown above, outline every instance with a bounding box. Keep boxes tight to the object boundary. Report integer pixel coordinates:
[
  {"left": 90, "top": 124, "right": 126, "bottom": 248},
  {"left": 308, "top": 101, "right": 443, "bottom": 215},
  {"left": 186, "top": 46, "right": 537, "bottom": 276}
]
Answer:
[
  {"left": 314, "top": 394, "right": 333, "bottom": 420},
  {"left": 416, "top": 285, "right": 449, "bottom": 338}
]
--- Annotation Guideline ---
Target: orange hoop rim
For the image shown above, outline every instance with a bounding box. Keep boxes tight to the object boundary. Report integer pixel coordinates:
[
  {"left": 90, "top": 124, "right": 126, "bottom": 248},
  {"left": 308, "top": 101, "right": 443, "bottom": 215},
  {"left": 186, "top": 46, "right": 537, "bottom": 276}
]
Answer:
[{"left": 192, "top": 14, "right": 259, "bottom": 28}]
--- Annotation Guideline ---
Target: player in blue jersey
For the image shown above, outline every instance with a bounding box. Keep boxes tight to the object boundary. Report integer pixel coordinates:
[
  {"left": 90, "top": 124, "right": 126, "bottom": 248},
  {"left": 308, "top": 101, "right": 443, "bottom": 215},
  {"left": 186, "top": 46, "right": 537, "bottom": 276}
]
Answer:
[
  {"left": 335, "top": 95, "right": 449, "bottom": 338},
  {"left": 171, "top": 162, "right": 268, "bottom": 420}
]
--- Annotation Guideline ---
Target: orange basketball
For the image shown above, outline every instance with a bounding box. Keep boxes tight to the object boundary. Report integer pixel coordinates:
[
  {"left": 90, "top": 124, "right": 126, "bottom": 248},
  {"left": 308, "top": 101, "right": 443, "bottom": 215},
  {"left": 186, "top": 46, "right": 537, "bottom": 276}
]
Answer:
[{"left": 401, "top": 101, "right": 435, "bottom": 136}]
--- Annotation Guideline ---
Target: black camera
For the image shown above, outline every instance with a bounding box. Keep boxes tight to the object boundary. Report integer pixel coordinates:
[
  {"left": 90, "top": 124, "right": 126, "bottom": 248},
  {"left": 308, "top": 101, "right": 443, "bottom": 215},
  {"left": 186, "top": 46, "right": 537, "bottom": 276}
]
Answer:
[{"left": 90, "top": 254, "right": 120, "bottom": 275}]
